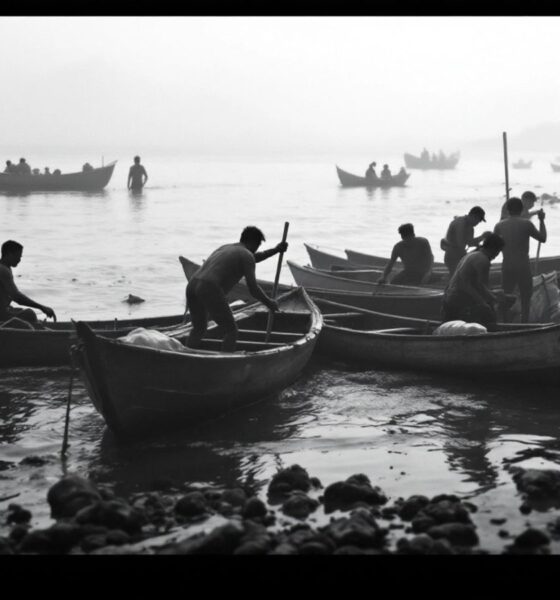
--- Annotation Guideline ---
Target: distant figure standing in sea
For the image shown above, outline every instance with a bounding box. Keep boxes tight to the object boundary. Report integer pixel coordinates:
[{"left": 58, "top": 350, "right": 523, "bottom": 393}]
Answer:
[{"left": 127, "top": 156, "right": 148, "bottom": 192}]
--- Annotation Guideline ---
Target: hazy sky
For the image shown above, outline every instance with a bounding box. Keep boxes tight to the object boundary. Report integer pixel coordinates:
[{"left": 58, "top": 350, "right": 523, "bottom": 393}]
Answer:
[{"left": 1, "top": 16, "right": 559, "bottom": 155}]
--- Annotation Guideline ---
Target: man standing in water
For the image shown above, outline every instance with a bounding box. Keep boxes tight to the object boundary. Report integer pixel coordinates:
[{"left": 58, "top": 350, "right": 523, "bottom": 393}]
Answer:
[
  {"left": 377, "top": 223, "right": 434, "bottom": 286},
  {"left": 186, "top": 226, "right": 288, "bottom": 352},
  {"left": 127, "top": 156, "right": 148, "bottom": 192},
  {"left": 441, "top": 233, "right": 506, "bottom": 329},
  {"left": 494, "top": 197, "right": 547, "bottom": 323},
  {"left": 499, "top": 190, "right": 540, "bottom": 221},
  {"left": 441, "top": 206, "right": 490, "bottom": 276},
  {"left": 0, "top": 240, "right": 56, "bottom": 325}
]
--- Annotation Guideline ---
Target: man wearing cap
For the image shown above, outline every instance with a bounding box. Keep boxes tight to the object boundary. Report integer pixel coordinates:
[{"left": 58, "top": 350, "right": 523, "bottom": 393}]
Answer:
[
  {"left": 494, "top": 197, "right": 547, "bottom": 323},
  {"left": 441, "top": 233, "right": 506, "bottom": 329},
  {"left": 441, "top": 206, "right": 491, "bottom": 276},
  {"left": 500, "top": 190, "right": 540, "bottom": 221}
]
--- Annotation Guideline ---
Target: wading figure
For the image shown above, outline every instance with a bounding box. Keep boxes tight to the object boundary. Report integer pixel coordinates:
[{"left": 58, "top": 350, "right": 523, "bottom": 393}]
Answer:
[
  {"left": 186, "top": 226, "right": 288, "bottom": 352},
  {"left": 127, "top": 155, "right": 148, "bottom": 192},
  {"left": 0, "top": 240, "right": 56, "bottom": 325}
]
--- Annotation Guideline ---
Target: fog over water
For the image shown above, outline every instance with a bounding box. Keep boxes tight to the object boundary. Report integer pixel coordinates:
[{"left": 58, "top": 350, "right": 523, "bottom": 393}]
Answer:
[{"left": 1, "top": 16, "right": 560, "bottom": 156}]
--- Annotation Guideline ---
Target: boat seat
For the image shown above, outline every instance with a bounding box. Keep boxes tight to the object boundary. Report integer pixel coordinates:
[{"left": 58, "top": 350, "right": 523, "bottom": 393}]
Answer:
[
  {"left": 321, "top": 312, "right": 363, "bottom": 318},
  {"left": 200, "top": 338, "right": 286, "bottom": 349}
]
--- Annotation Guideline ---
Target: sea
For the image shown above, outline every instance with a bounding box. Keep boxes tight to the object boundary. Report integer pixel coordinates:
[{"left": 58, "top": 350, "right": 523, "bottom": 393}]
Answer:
[{"left": 2, "top": 149, "right": 560, "bottom": 553}]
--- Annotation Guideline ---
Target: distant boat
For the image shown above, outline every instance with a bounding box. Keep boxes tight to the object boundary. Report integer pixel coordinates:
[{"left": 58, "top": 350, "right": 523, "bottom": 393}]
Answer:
[
  {"left": 0, "top": 161, "right": 117, "bottom": 192},
  {"left": 403, "top": 151, "right": 459, "bottom": 170},
  {"left": 512, "top": 159, "right": 532, "bottom": 169},
  {"left": 336, "top": 165, "right": 410, "bottom": 188},
  {"left": 551, "top": 163, "right": 560, "bottom": 173}
]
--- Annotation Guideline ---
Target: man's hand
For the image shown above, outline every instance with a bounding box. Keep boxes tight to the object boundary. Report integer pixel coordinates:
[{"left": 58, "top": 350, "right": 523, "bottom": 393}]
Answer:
[
  {"left": 276, "top": 242, "right": 288, "bottom": 253},
  {"left": 41, "top": 305, "right": 57, "bottom": 321},
  {"left": 538, "top": 209, "right": 546, "bottom": 221},
  {"left": 268, "top": 299, "right": 279, "bottom": 312}
]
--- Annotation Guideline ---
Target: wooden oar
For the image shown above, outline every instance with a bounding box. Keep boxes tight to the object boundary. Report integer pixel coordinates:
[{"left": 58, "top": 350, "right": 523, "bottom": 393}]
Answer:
[
  {"left": 534, "top": 194, "right": 545, "bottom": 275},
  {"left": 503, "top": 131, "right": 510, "bottom": 201},
  {"left": 265, "top": 222, "right": 290, "bottom": 342}
]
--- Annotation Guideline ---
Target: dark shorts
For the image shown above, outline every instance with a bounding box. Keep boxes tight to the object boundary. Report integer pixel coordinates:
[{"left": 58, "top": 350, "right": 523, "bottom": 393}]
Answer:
[
  {"left": 502, "top": 262, "right": 533, "bottom": 302},
  {"left": 0, "top": 306, "right": 37, "bottom": 325},
  {"left": 186, "top": 279, "right": 236, "bottom": 333}
]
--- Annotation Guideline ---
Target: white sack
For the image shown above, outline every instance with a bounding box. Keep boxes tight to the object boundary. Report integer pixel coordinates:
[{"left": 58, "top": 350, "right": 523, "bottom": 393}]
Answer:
[
  {"left": 433, "top": 320, "right": 487, "bottom": 336},
  {"left": 119, "top": 327, "right": 187, "bottom": 352}
]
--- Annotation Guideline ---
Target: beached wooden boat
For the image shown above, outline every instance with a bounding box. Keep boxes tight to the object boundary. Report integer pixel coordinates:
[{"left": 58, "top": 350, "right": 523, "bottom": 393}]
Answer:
[
  {"left": 403, "top": 152, "right": 459, "bottom": 170},
  {"left": 180, "top": 256, "right": 444, "bottom": 319},
  {"left": 336, "top": 166, "right": 410, "bottom": 188},
  {"left": 512, "top": 159, "right": 532, "bottom": 169},
  {"left": 0, "top": 313, "right": 185, "bottom": 368},
  {"left": 314, "top": 297, "right": 560, "bottom": 381},
  {"left": 344, "top": 248, "right": 560, "bottom": 278},
  {"left": 74, "top": 287, "right": 322, "bottom": 438},
  {"left": 0, "top": 162, "right": 117, "bottom": 192},
  {"left": 287, "top": 260, "right": 443, "bottom": 295},
  {"left": 551, "top": 163, "right": 560, "bottom": 173}
]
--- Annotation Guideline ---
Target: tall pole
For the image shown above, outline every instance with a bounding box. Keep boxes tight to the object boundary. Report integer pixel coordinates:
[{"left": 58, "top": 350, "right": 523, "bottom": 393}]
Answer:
[
  {"left": 265, "top": 222, "right": 289, "bottom": 342},
  {"left": 502, "top": 132, "right": 510, "bottom": 201}
]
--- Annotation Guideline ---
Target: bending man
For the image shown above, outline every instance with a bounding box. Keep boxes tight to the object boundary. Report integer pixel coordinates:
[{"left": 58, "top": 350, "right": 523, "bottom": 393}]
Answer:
[
  {"left": 441, "top": 233, "right": 506, "bottom": 329},
  {"left": 186, "top": 226, "right": 288, "bottom": 352},
  {"left": 0, "top": 240, "right": 57, "bottom": 325},
  {"left": 377, "top": 223, "right": 434, "bottom": 286}
]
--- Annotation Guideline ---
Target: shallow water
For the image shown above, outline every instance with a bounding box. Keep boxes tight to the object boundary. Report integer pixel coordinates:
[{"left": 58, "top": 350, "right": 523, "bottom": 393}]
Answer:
[{"left": 2, "top": 150, "right": 560, "bottom": 552}]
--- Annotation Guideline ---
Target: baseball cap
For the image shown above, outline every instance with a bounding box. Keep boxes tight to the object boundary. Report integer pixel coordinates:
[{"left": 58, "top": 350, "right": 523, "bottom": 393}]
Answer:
[{"left": 469, "top": 206, "right": 486, "bottom": 222}]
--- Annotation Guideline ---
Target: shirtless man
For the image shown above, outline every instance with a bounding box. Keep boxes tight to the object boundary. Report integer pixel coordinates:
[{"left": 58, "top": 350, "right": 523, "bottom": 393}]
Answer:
[
  {"left": 494, "top": 197, "right": 547, "bottom": 323},
  {"left": 365, "top": 161, "right": 377, "bottom": 181},
  {"left": 499, "top": 190, "right": 540, "bottom": 221},
  {"left": 377, "top": 223, "right": 434, "bottom": 286},
  {"left": 0, "top": 240, "right": 56, "bottom": 325},
  {"left": 186, "top": 226, "right": 288, "bottom": 352},
  {"left": 441, "top": 233, "right": 506, "bottom": 329},
  {"left": 127, "top": 156, "right": 148, "bottom": 192},
  {"left": 441, "top": 206, "right": 490, "bottom": 276}
]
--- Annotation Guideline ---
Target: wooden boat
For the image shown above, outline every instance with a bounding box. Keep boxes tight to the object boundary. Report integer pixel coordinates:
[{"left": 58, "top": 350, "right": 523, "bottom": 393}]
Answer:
[
  {"left": 314, "top": 297, "right": 560, "bottom": 381},
  {"left": 0, "top": 162, "right": 117, "bottom": 192},
  {"left": 551, "top": 163, "right": 560, "bottom": 173},
  {"left": 512, "top": 159, "right": 532, "bottom": 169},
  {"left": 344, "top": 248, "right": 560, "bottom": 278},
  {"left": 336, "top": 166, "right": 410, "bottom": 188},
  {"left": 74, "top": 287, "right": 322, "bottom": 438},
  {"left": 287, "top": 260, "right": 444, "bottom": 295},
  {"left": 180, "top": 256, "right": 444, "bottom": 319},
  {"left": 304, "top": 243, "right": 357, "bottom": 270},
  {"left": 403, "top": 152, "right": 459, "bottom": 170},
  {"left": 0, "top": 313, "right": 185, "bottom": 368}
]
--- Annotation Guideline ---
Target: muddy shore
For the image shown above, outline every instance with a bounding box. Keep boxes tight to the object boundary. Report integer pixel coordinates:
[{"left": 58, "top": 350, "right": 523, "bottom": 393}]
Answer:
[{"left": 2, "top": 462, "right": 560, "bottom": 555}]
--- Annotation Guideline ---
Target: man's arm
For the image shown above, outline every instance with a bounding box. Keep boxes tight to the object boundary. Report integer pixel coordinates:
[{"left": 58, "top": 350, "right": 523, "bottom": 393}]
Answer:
[
  {"left": 242, "top": 256, "right": 278, "bottom": 311},
  {"left": 254, "top": 242, "right": 288, "bottom": 264},
  {"left": 0, "top": 269, "right": 56, "bottom": 319},
  {"left": 419, "top": 242, "right": 434, "bottom": 284},
  {"left": 127, "top": 168, "right": 132, "bottom": 189},
  {"left": 378, "top": 245, "right": 399, "bottom": 284},
  {"left": 142, "top": 166, "right": 148, "bottom": 184},
  {"left": 530, "top": 211, "right": 547, "bottom": 243}
]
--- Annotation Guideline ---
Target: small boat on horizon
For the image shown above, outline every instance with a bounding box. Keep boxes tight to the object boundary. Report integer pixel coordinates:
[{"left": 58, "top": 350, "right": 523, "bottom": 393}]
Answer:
[
  {"left": 0, "top": 161, "right": 117, "bottom": 192},
  {"left": 336, "top": 165, "right": 410, "bottom": 188},
  {"left": 512, "top": 159, "right": 532, "bottom": 169},
  {"left": 403, "top": 150, "right": 459, "bottom": 170}
]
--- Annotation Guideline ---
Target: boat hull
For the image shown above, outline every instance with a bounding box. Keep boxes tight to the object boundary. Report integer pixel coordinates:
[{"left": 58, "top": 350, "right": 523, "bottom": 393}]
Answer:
[
  {"left": 403, "top": 152, "right": 459, "bottom": 170},
  {"left": 0, "top": 162, "right": 116, "bottom": 192},
  {"left": 75, "top": 288, "right": 322, "bottom": 437},
  {"left": 336, "top": 166, "right": 410, "bottom": 188}
]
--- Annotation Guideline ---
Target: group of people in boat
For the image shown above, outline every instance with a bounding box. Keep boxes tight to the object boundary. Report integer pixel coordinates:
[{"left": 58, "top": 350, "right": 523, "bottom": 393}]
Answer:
[
  {"left": 378, "top": 189, "right": 546, "bottom": 327},
  {"left": 365, "top": 161, "right": 407, "bottom": 182},
  {"left": 420, "top": 148, "right": 449, "bottom": 163},
  {"left": 4, "top": 159, "right": 61, "bottom": 176}
]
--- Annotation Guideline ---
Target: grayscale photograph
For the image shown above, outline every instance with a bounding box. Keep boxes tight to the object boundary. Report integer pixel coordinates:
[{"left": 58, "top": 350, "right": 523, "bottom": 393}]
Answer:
[{"left": 1, "top": 15, "right": 560, "bottom": 561}]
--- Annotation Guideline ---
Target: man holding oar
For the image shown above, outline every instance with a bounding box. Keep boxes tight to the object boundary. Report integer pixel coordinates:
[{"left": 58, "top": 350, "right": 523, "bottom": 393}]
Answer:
[
  {"left": 494, "top": 197, "right": 547, "bottom": 323},
  {"left": 186, "top": 226, "right": 287, "bottom": 352},
  {"left": 0, "top": 240, "right": 57, "bottom": 326}
]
